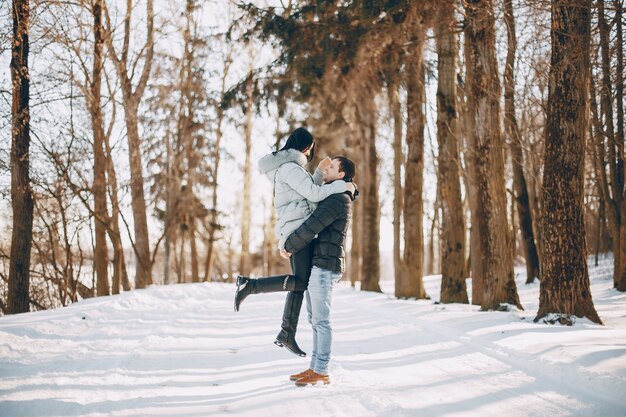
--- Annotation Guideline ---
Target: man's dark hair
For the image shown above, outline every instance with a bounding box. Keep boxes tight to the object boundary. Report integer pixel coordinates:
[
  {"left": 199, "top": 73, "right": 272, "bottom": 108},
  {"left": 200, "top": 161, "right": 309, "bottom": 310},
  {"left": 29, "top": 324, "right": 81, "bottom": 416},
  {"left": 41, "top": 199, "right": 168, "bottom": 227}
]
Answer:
[{"left": 334, "top": 156, "right": 355, "bottom": 181}]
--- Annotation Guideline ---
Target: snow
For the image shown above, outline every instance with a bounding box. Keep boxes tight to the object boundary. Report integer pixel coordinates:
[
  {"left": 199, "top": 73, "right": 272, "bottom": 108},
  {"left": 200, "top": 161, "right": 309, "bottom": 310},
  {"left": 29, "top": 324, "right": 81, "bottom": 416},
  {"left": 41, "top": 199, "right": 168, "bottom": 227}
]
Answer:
[{"left": 1, "top": 256, "right": 625, "bottom": 417}]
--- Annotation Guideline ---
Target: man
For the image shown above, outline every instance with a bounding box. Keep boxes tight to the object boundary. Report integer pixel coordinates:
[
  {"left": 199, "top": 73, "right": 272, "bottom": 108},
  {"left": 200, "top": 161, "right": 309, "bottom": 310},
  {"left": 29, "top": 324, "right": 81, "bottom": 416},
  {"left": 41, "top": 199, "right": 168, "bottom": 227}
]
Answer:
[{"left": 281, "top": 156, "right": 358, "bottom": 387}]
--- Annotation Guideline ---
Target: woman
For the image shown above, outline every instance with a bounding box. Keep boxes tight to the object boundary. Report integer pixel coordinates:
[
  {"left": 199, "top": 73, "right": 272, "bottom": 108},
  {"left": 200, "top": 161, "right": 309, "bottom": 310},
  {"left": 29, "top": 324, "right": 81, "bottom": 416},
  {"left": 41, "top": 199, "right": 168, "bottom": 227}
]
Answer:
[{"left": 234, "top": 127, "right": 351, "bottom": 357}]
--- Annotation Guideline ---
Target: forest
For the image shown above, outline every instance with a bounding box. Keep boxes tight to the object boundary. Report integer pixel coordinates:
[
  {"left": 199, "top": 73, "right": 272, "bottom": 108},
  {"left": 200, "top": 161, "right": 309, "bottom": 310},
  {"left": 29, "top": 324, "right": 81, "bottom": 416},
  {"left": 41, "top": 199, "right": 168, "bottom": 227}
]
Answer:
[{"left": 1, "top": 0, "right": 624, "bottom": 325}]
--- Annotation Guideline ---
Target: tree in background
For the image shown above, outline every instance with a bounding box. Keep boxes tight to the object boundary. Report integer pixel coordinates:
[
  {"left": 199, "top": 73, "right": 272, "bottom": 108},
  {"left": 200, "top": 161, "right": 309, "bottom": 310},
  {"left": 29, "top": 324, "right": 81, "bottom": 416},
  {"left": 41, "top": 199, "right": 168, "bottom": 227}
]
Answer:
[
  {"left": 7, "top": 0, "right": 33, "bottom": 314},
  {"left": 536, "top": 0, "right": 601, "bottom": 324},
  {"left": 464, "top": 0, "right": 522, "bottom": 311},
  {"left": 435, "top": 2, "right": 467, "bottom": 304},
  {"left": 594, "top": 0, "right": 626, "bottom": 291},
  {"left": 503, "top": 0, "right": 541, "bottom": 285},
  {"left": 90, "top": 0, "right": 109, "bottom": 296},
  {"left": 239, "top": 60, "right": 254, "bottom": 278},
  {"left": 104, "top": 0, "right": 154, "bottom": 289},
  {"left": 398, "top": 5, "right": 428, "bottom": 298}
]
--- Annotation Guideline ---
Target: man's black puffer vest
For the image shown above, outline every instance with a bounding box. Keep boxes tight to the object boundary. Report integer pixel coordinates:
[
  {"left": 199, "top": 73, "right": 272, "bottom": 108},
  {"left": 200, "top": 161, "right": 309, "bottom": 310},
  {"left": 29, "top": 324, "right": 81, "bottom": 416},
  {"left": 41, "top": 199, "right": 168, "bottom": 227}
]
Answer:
[{"left": 284, "top": 190, "right": 356, "bottom": 274}]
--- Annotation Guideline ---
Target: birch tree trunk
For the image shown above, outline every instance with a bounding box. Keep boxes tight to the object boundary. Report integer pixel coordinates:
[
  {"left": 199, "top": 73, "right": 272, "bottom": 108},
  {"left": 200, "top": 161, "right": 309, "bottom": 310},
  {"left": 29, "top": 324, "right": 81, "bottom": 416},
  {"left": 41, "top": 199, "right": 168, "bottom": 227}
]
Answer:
[
  {"left": 436, "top": 2, "right": 468, "bottom": 303},
  {"left": 8, "top": 0, "right": 33, "bottom": 314},
  {"left": 503, "top": 0, "right": 541, "bottom": 284},
  {"left": 465, "top": 0, "right": 522, "bottom": 311},
  {"left": 535, "top": 0, "right": 601, "bottom": 324}
]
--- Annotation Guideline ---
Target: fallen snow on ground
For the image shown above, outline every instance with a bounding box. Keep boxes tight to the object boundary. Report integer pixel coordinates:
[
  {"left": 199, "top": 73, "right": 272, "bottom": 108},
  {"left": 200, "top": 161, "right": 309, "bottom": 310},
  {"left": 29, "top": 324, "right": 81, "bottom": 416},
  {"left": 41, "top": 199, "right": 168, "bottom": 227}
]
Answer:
[{"left": 1, "top": 256, "right": 625, "bottom": 417}]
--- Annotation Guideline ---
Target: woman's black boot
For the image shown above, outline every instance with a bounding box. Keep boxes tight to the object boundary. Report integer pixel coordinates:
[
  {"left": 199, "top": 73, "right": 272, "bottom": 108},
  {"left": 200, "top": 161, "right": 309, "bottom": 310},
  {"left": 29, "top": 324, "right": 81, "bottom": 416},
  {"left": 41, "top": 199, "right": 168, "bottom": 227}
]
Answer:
[
  {"left": 234, "top": 275, "right": 295, "bottom": 312},
  {"left": 274, "top": 292, "right": 306, "bottom": 357}
]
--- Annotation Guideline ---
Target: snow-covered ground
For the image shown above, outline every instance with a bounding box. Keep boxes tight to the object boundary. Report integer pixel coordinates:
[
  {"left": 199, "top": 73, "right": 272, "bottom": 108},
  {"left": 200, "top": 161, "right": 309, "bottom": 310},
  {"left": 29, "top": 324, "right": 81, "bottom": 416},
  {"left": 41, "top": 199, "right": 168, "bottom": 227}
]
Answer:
[{"left": 1, "top": 256, "right": 625, "bottom": 417}]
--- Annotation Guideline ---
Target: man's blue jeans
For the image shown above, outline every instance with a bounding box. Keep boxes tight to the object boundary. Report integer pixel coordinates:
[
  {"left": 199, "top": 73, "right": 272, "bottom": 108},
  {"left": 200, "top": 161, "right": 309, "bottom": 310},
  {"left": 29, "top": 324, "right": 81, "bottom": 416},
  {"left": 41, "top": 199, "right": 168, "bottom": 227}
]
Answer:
[{"left": 305, "top": 266, "right": 341, "bottom": 375}]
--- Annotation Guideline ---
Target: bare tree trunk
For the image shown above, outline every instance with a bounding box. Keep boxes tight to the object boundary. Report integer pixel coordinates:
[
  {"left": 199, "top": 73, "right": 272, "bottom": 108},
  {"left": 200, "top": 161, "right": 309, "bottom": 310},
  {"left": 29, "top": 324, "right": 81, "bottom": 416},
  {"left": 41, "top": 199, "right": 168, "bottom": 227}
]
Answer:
[
  {"left": 598, "top": 0, "right": 624, "bottom": 289},
  {"left": 503, "top": 0, "right": 541, "bottom": 285},
  {"left": 535, "top": 0, "right": 601, "bottom": 324},
  {"left": 179, "top": 229, "right": 186, "bottom": 283},
  {"left": 164, "top": 127, "right": 173, "bottom": 285},
  {"left": 190, "top": 220, "right": 199, "bottom": 282},
  {"left": 239, "top": 69, "right": 253, "bottom": 277},
  {"left": 614, "top": 0, "right": 626, "bottom": 290},
  {"left": 8, "top": 0, "right": 33, "bottom": 314},
  {"left": 105, "top": 125, "right": 130, "bottom": 293},
  {"left": 399, "top": 27, "right": 427, "bottom": 299},
  {"left": 459, "top": 64, "right": 483, "bottom": 305},
  {"left": 104, "top": 0, "right": 154, "bottom": 289},
  {"left": 357, "top": 87, "right": 381, "bottom": 293},
  {"left": 90, "top": 0, "right": 109, "bottom": 296},
  {"left": 436, "top": 2, "right": 468, "bottom": 303},
  {"left": 427, "top": 210, "right": 436, "bottom": 276},
  {"left": 387, "top": 65, "right": 408, "bottom": 294},
  {"left": 203, "top": 49, "right": 232, "bottom": 281},
  {"left": 348, "top": 188, "right": 362, "bottom": 287},
  {"left": 465, "top": 0, "right": 521, "bottom": 311},
  {"left": 204, "top": 123, "right": 223, "bottom": 282}
]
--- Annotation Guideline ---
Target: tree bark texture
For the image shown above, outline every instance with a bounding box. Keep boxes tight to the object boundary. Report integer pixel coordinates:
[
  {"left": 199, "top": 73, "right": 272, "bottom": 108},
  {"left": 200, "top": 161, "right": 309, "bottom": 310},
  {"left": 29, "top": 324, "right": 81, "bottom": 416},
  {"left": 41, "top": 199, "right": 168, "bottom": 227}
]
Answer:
[
  {"left": 503, "top": 0, "right": 541, "bottom": 285},
  {"left": 598, "top": 0, "right": 624, "bottom": 290},
  {"left": 465, "top": 0, "right": 522, "bottom": 311},
  {"left": 91, "top": 0, "right": 109, "bottom": 296},
  {"left": 458, "top": 64, "right": 484, "bottom": 305},
  {"left": 348, "top": 184, "right": 362, "bottom": 287},
  {"left": 613, "top": 0, "right": 626, "bottom": 291},
  {"left": 536, "top": 0, "right": 601, "bottom": 324},
  {"left": 401, "top": 30, "right": 427, "bottom": 299},
  {"left": 357, "top": 88, "right": 381, "bottom": 293},
  {"left": 435, "top": 3, "right": 468, "bottom": 304},
  {"left": 389, "top": 72, "right": 408, "bottom": 297},
  {"left": 8, "top": 0, "right": 33, "bottom": 314}
]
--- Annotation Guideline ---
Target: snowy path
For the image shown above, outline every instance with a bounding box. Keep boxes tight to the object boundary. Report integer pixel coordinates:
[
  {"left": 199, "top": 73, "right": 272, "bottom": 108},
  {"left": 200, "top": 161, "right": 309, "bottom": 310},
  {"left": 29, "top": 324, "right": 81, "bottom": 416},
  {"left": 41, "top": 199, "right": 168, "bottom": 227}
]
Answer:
[{"left": 1, "top": 257, "right": 625, "bottom": 417}]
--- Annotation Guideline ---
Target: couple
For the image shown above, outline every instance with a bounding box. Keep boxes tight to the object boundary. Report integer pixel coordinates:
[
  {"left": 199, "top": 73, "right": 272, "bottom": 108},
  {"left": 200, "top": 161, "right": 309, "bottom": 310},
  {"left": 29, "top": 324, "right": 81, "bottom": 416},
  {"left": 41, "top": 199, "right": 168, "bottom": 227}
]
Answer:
[{"left": 234, "top": 127, "right": 357, "bottom": 387}]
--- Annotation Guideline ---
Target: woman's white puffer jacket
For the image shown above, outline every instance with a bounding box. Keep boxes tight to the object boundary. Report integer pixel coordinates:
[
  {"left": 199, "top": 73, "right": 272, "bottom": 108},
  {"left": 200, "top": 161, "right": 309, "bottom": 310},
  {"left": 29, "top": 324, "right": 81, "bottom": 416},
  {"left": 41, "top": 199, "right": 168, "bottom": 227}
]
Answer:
[{"left": 258, "top": 148, "right": 346, "bottom": 250}]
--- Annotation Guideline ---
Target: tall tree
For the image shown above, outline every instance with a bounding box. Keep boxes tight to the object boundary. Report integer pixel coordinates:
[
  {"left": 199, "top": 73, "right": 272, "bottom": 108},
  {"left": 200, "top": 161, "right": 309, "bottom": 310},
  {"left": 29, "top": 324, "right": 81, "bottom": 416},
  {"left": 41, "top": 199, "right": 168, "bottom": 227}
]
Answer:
[
  {"left": 399, "top": 19, "right": 427, "bottom": 299},
  {"left": 597, "top": 0, "right": 624, "bottom": 290},
  {"left": 465, "top": 0, "right": 522, "bottom": 310},
  {"left": 615, "top": 0, "right": 626, "bottom": 290},
  {"left": 458, "top": 65, "right": 484, "bottom": 305},
  {"left": 435, "top": 2, "right": 468, "bottom": 303},
  {"left": 503, "top": 0, "right": 541, "bottom": 284},
  {"left": 104, "top": 0, "right": 154, "bottom": 288},
  {"left": 535, "top": 0, "right": 601, "bottom": 324},
  {"left": 8, "top": 0, "right": 33, "bottom": 314},
  {"left": 385, "top": 49, "right": 408, "bottom": 295},
  {"left": 357, "top": 85, "right": 381, "bottom": 292},
  {"left": 239, "top": 64, "right": 254, "bottom": 278},
  {"left": 90, "top": 0, "right": 109, "bottom": 296},
  {"left": 203, "top": 49, "right": 231, "bottom": 282}
]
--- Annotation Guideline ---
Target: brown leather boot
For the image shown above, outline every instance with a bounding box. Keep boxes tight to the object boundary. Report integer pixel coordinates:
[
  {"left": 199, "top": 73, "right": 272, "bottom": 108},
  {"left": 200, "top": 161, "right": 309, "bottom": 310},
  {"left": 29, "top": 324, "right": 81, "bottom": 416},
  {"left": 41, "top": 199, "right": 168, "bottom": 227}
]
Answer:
[
  {"left": 295, "top": 371, "right": 330, "bottom": 386},
  {"left": 289, "top": 369, "right": 314, "bottom": 381}
]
